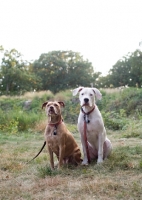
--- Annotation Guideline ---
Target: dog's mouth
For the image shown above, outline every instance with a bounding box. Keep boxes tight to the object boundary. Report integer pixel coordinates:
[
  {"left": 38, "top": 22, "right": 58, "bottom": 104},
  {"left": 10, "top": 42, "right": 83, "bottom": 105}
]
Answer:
[
  {"left": 82, "top": 103, "right": 89, "bottom": 106},
  {"left": 48, "top": 107, "right": 57, "bottom": 115},
  {"left": 49, "top": 110, "right": 55, "bottom": 114}
]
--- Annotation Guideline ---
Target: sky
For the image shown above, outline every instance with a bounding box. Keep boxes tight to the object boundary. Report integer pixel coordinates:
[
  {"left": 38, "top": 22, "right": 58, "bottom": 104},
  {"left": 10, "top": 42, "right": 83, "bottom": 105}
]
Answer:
[{"left": 0, "top": 0, "right": 142, "bottom": 75}]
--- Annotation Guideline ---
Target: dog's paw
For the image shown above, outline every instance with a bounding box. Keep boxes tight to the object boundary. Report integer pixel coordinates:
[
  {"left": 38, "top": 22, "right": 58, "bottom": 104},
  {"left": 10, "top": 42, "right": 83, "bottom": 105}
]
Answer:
[
  {"left": 81, "top": 161, "right": 88, "bottom": 165},
  {"left": 97, "top": 159, "right": 103, "bottom": 164}
]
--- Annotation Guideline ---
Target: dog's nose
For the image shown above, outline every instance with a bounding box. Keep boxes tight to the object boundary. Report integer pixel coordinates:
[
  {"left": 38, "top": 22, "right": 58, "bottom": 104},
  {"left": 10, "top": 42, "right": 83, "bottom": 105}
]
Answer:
[
  {"left": 84, "top": 98, "right": 89, "bottom": 103},
  {"left": 50, "top": 106, "right": 54, "bottom": 110}
]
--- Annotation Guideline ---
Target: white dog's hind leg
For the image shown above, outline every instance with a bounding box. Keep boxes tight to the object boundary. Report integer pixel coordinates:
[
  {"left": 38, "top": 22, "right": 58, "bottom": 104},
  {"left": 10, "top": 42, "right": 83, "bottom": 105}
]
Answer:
[
  {"left": 97, "top": 133, "right": 104, "bottom": 164},
  {"left": 103, "top": 138, "right": 112, "bottom": 159}
]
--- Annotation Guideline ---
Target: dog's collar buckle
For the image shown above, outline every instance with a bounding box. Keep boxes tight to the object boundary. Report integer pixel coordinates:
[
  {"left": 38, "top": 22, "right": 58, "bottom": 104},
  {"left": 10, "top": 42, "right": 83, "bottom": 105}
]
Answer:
[
  {"left": 53, "top": 129, "right": 57, "bottom": 135},
  {"left": 81, "top": 106, "right": 95, "bottom": 123},
  {"left": 48, "top": 118, "right": 63, "bottom": 136},
  {"left": 83, "top": 114, "right": 90, "bottom": 123}
]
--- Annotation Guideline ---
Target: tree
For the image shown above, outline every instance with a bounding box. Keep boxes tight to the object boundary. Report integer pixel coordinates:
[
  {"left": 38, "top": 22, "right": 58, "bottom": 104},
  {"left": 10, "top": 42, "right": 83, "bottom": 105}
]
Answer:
[
  {"left": 105, "top": 50, "right": 142, "bottom": 88},
  {"left": 0, "top": 48, "right": 41, "bottom": 95},
  {"left": 32, "top": 50, "right": 95, "bottom": 93}
]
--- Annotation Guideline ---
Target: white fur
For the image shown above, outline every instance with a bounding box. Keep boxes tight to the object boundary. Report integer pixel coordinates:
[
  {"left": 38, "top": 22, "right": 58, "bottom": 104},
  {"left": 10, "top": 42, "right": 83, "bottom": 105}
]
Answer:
[{"left": 72, "top": 87, "right": 112, "bottom": 165}]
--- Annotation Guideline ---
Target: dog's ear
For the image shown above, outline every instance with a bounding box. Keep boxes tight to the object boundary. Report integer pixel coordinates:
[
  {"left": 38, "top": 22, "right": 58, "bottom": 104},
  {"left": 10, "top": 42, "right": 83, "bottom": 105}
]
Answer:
[
  {"left": 72, "top": 87, "right": 84, "bottom": 96},
  {"left": 42, "top": 102, "right": 48, "bottom": 109},
  {"left": 92, "top": 88, "right": 102, "bottom": 100},
  {"left": 58, "top": 101, "right": 65, "bottom": 107}
]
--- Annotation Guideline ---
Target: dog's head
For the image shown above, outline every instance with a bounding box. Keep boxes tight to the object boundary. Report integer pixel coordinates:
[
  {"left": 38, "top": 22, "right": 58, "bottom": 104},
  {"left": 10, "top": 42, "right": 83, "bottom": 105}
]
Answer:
[
  {"left": 42, "top": 101, "right": 65, "bottom": 117},
  {"left": 72, "top": 87, "right": 102, "bottom": 107}
]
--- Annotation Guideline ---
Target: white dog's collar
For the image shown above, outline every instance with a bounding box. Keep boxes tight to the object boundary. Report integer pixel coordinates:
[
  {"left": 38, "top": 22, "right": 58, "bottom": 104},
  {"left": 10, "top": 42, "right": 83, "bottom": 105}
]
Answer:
[
  {"left": 81, "top": 105, "right": 95, "bottom": 115},
  {"left": 81, "top": 106, "right": 95, "bottom": 123}
]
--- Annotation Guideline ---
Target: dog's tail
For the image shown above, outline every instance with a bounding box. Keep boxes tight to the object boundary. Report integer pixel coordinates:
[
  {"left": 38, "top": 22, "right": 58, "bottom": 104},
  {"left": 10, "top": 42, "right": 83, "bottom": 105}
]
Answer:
[{"left": 27, "top": 141, "right": 46, "bottom": 164}]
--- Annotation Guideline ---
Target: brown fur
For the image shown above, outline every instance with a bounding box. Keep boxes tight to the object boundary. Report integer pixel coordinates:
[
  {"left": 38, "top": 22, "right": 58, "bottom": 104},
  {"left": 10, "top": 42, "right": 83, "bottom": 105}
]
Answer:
[{"left": 42, "top": 101, "right": 82, "bottom": 170}]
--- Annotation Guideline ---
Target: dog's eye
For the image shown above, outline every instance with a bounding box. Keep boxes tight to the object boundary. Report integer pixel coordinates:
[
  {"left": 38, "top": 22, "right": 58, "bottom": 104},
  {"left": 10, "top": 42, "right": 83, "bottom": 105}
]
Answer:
[
  {"left": 90, "top": 94, "right": 93, "bottom": 96},
  {"left": 81, "top": 93, "right": 84, "bottom": 95},
  {"left": 54, "top": 104, "right": 58, "bottom": 107}
]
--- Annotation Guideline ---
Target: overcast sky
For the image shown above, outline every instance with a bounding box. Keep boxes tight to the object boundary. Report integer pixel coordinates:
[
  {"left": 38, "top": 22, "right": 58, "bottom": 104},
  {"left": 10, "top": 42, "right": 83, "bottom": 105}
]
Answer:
[{"left": 0, "top": 0, "right": 142, "bottom": 75}]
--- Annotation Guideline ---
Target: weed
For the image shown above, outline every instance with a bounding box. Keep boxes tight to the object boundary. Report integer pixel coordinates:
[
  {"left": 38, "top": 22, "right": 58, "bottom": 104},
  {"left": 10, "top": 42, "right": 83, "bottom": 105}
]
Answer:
[
  {"left": 37, "top": 165, "right": 60, "bottom": 178},
  {"left": 139, "top": 160, "right": 142, "bottom": 169}
]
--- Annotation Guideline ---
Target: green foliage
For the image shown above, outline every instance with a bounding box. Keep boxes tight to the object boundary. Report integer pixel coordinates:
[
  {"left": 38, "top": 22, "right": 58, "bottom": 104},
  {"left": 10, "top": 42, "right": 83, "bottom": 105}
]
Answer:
[
  {"left": 102, "top": 110, "right": 128, "bottom": 130},
  {"left": 139, "top": 160, "right": 142, "bottom": 169},
  {"left": 1, "top": 46, "right": 142, "bottom": 95},
  {"left": 36, "top": 145, "right": 142, "bottom": 179},
  {"left": 104, "top": 145, "right": 142, "bottom": 171},
  {"left": 32, "top": 50, "right": 94, "bottom": 94},
  {"left": 0, "top": 99, "right": 43, "bottom": 133},
  {"left": 37, "top": 165, "right": 60, "bottom": 178},
  {"left": 0, "top": 115, "right": 19, "bottom": 134},
  {"left": 62, "top": 100, "right": 80, "bottom": 124},
  {"left": 100, "top": 88, "right": 142, "bottom": 115},
  {"left": 0, "top": 88, "right": 142, "bottom": 132},
  {"left": 0, "top": 48, "right": 41, "bottom": 95},
  {"left": 17, "top": 111, "right": 40, "bottom": 131},
  {"left": 106, "top": 49, "right": 142, "bottom": 88}
]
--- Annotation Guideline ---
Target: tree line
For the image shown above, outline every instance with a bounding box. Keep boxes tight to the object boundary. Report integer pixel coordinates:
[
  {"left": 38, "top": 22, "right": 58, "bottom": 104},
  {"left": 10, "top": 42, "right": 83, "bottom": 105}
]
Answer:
[{"left": 0, "top": 45, "right": 142, "bottom": 95}]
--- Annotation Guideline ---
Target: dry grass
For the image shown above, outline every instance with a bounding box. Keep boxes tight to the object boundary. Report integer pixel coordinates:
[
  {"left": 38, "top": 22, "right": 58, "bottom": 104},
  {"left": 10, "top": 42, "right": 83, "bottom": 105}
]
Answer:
[
  {"left": 34, "top": 119, "right": 47, "bottom": 133},
  {"left": 101, "top": 87, "right": 128, "bottom": 94},
  {"left": 0, "top": 90, "right": 53, "bottom": 100},
  {"left": 20, "top": 90, "right": 53, "bottom": 99},
  {"left": 0, "top": 129, "right": 142, "bottom": 200}
]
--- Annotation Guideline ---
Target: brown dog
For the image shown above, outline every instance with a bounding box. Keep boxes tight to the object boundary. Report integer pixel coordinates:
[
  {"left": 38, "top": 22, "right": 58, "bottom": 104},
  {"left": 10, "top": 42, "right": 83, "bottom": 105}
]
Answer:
[{"left": 42, "top": 101, "right": 82, "bottom": 170}]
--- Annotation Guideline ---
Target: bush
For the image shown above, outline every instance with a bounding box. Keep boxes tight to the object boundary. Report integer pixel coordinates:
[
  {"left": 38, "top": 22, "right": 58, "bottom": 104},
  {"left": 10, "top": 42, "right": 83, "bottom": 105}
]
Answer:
[
  {"left": 100, "top": 88, "right": 142, "bottom": 116},
  {"left": 102, "top": 110, "right": 128, "bottom": 130},
  {"left": 1, "top": 88, "right": 142, "bottom": 132}
]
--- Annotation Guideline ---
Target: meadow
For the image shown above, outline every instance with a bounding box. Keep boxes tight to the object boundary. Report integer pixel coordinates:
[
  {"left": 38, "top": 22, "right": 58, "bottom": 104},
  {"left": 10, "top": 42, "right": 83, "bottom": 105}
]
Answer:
[{"left": 0, "top": 88, "right": 142, "bottom": 200}]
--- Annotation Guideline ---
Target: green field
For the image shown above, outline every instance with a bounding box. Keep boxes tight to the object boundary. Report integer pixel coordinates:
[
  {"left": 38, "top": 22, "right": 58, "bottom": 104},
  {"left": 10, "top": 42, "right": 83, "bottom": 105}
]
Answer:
[{"left": 0, "top": 88, "right": 142, "bottom": 199}]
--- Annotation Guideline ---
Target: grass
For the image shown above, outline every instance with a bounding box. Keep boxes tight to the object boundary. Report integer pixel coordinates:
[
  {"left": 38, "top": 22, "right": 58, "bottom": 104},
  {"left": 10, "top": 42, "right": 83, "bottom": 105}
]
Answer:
[
  {"left": 0, "top": 125, "right": 142, "bottom": 200},
  {"left": 0, "top": 88, "right": 142, "bottom": 199}
]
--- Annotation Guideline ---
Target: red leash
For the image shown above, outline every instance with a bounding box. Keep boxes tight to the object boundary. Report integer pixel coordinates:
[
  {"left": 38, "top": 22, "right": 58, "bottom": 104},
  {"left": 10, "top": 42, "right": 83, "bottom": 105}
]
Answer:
[
  {"left": 84, "top": 120, "right": 91, "bottom": 164},
  {"left": 81, "top": 106, "right": 95, "bottom": 164}
]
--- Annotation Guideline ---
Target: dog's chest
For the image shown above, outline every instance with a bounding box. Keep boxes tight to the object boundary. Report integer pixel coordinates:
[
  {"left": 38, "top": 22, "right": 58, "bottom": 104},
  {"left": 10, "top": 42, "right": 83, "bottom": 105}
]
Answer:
[
  {"left": 45, "top": 127, "right": 60, "bottom": 152},
  {"left": 46, "top": 126, "right": 59, "bottom": 139},
  {"left": 45, "top": 126, "right": 63, "bottom": 146}
]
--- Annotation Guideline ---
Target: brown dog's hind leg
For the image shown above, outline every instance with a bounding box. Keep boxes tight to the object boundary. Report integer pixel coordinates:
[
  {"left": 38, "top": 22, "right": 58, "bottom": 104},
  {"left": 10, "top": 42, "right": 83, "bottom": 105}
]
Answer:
[
  {"left": 73, "top": 148, "right": 82, "bottom": 165},
  {"left": 58, "top": 145, "right": 65, "bottom": 169}
]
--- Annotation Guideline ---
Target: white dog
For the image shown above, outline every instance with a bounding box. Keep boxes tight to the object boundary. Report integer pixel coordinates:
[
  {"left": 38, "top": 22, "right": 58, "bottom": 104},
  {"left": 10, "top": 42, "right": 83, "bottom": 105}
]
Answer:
[{"left": 72, "top": 87, "right": 112, "bottom": 165}]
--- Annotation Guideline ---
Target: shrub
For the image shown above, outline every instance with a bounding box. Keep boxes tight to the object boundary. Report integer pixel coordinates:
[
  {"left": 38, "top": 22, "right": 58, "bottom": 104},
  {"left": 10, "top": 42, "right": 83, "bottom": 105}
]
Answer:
[
  {"left": 102, "top": 110, "right": 128, "bottom": 130},
  {"left": 1, "top": 88, "right": 142, "bottom": 132}
]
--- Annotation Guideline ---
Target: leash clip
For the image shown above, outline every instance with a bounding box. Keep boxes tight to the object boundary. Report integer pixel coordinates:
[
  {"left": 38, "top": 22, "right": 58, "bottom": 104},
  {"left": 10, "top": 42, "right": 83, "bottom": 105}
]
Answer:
[{"left": 84, "top": 114, "right": 90, "bottom": 123}]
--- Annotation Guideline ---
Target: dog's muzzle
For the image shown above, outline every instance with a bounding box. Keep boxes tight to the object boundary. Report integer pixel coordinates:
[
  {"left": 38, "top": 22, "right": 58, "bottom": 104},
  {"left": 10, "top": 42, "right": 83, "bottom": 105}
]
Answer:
[
  {"left": 84, "top": 98, "right": 89, "bottom": 104},
  {"left": 49, "top": 106, "right": 55, "bottom": 114}
]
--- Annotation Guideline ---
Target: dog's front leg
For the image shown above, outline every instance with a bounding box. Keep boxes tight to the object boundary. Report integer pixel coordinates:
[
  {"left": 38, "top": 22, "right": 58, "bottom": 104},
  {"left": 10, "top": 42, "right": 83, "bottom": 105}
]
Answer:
[
  {"left": 97, "top": 134, "right": 104, "bottom": 164},
  {"left": 48, "top": 146, "right": 54, "bottom": 170},
  {"left": 58, "top": 144, "right": 65, "bottom": 169}
]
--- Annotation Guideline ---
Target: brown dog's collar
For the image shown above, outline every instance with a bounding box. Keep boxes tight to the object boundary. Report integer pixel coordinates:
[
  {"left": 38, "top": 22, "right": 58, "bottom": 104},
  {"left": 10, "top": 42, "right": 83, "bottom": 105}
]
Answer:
[
  {"left": 48, "top": 118, "right": 63, "bottom": 127},
  {"left": 48, "top": 118, "right": 63, "bottom": 136}
]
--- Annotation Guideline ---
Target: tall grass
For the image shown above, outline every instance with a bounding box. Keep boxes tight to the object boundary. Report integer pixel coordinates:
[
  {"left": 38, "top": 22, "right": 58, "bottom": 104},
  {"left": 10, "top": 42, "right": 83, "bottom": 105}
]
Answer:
[
  {"left": 0, "top": 88, "right": 142, "bottom": 132},
  {"left": 1, "top": 88, "right": 142, "bottom": 200}
]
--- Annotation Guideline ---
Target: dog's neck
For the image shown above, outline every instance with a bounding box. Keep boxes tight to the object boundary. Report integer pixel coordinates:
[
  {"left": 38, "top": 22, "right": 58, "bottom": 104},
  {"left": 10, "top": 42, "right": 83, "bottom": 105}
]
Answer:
[
  {"left": 81, "top": 105, "right": 95, "bottom": 114},
  {"left": 48, "top": 115, "right": 63, "bottom": 126},
  {"left": 81, "top": 105, "right": 95, "bottom": 124}
]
